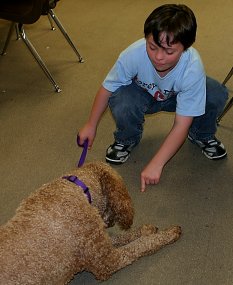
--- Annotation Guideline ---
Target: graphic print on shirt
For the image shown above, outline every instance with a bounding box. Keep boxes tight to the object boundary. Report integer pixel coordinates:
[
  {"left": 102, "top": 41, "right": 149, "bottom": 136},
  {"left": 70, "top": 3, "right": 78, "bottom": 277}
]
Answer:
[{"left": 135, "top": 76, "right": 179, "bottom": 101}]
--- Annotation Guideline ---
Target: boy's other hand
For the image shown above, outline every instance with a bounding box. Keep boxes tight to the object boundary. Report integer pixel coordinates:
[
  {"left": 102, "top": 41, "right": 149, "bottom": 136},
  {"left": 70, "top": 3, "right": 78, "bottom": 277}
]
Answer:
[{"left": 140, "top": 163, "right": 163, "bottom": 192}]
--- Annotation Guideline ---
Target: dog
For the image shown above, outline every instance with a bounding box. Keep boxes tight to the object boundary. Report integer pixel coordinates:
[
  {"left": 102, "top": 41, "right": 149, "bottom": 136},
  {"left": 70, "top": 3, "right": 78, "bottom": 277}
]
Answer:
[{"left": 0, "top": 161, "right": 181, "bottom": 284}]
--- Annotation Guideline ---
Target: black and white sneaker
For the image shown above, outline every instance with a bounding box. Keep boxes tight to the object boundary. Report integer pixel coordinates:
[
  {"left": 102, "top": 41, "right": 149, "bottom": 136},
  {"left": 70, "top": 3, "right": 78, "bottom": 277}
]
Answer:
[
  {"left": 106, "top": 142, "right": 137, "bottom": 165},
  {"left": 188, "top": 134, "right": 227, "bottom": 160}
]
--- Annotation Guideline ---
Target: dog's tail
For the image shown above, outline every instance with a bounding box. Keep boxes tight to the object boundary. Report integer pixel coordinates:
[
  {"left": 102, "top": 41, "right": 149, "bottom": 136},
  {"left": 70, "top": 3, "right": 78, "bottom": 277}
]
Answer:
[{"left": 88, "top": 162, "right": 134, "bottom": 230}]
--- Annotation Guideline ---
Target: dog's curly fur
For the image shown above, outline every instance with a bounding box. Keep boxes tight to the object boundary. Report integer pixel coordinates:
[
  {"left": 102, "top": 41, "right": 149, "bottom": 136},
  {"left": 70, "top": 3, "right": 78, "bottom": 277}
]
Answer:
[{"left": 0, "top": 162, "right": 181, "bottom": 284}]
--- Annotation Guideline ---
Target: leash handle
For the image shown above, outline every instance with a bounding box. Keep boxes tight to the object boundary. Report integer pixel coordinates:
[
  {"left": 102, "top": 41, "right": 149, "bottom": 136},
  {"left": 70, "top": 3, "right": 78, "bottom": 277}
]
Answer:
[{"left": 77, "top": 136, "right": 88, "bottom": 167}]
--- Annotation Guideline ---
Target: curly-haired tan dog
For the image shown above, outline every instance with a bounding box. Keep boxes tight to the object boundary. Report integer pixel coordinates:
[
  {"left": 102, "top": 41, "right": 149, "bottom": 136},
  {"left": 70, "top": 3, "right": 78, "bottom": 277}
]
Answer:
[{"left": 0, "top": 162, "right": 181, "bottom": 284}]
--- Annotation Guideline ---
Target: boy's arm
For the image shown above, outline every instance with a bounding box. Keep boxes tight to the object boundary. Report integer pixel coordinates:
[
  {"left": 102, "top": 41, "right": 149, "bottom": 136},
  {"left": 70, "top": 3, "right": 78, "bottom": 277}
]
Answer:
[
  {"left": 78, "top": 86, "right": 112, "bottom": 148},
  {"left": 141, "top": 114, "right": 193, "bottom": 192}
]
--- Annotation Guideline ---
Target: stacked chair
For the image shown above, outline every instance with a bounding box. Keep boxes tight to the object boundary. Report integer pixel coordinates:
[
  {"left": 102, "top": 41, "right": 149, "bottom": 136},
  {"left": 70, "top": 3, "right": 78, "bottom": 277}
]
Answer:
[{"left": 0, "top": 0, "right": 84, "bottom": 92}]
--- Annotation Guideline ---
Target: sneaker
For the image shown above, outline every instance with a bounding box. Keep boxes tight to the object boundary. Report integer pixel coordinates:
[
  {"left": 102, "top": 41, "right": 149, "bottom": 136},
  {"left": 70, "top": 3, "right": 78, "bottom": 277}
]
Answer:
[
  {"left": 106, "top": 142, "right": 137, "bottom": 164},
  {"left": 188, "top": 134, "right": 227, "bottom": 160}
]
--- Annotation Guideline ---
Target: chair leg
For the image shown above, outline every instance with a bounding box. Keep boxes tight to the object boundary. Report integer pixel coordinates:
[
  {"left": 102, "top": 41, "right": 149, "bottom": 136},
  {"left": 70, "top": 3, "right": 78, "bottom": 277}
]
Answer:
[
  {"left": 18, "top": 23, "right": 61, "bottom": 93},
  {"left": 222, "top": 67, "right": 233, "bottom": 86},
  {"left": 1, "top": 22, "right": 15, "bottom": 55},
  {"left": 15, "top": 23, "right": 20, "bottom": 40},
  {"left": 47, "top": 13, "right": 56, "bottom": 30},
  {"left": 217, "top": 97, "right": 233, "bottom": 123},
  {"left": 217, "top": 67, "right": 233, "bottom": 122},
  {"left": 48, "top": 9, "right": 84, "bottom": 63}
]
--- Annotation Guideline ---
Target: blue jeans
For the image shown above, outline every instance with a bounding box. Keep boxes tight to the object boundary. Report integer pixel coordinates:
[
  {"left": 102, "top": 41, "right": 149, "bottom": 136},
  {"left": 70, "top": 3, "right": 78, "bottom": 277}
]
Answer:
[{"left": 108, "top": 77, "right": 228, "bottom": 145}]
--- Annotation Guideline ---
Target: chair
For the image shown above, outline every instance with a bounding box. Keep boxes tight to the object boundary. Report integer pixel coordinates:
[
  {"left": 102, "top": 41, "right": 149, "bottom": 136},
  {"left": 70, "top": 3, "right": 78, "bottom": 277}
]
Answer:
[
  {"left": 217, "top": 67, "right": 233, "bottom": 122},
  {"left": 0, "top": 0, "right": 84, "bottom": 92}
]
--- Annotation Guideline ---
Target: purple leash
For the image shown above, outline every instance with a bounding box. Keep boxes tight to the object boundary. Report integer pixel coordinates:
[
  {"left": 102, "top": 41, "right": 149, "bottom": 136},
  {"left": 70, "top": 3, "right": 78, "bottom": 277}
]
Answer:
[
  {"left": 76, "top": 136, "right": 88, "bottom": 167},
  {"left": 63, "top": 136, "right": 92, "bottom": 203}
]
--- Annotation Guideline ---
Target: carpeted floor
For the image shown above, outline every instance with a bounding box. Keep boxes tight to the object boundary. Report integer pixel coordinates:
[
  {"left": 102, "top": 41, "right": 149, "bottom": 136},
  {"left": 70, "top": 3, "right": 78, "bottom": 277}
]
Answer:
[{"left": 0, "top": 1, "right": 233, "bottom": 284}]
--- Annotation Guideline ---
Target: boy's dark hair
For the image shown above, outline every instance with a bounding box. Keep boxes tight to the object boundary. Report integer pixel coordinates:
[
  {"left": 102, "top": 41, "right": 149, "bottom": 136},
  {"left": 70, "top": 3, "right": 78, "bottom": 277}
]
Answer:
[{"left": 144, "top": 4, "right": 197, "bottom": 50}]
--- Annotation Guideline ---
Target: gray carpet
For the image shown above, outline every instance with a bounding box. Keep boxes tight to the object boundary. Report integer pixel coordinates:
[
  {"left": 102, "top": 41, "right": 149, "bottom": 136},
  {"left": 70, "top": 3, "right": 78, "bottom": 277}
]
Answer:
[{"left": 0, "top": 1, "right": 233, "bottom": 284}]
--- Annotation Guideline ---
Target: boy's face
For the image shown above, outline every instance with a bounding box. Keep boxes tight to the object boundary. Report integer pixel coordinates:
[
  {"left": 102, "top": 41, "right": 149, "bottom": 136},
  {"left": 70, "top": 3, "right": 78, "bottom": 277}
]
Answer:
[{"left": 146, "top": 33, "right": 184, "bottom": 74}]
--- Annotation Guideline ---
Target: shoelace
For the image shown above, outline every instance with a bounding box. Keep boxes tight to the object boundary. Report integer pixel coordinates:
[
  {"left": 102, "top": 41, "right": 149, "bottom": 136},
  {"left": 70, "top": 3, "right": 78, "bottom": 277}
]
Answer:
[
  {"left": 113, "top": 143, "right": 125, "bottom": 150},
  {"left": 207, "top": 139, "right": 219, "bottom": 146}
]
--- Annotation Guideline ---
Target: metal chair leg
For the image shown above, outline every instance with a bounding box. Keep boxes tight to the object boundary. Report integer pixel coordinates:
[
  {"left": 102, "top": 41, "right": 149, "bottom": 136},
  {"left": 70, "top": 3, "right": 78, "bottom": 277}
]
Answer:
[
  {"left": 15, "top": 23, "right": 20, "bottom": 40},
  {"left": 47, "top": 13, "right": 56, "bottom": 30},
  {"left": 222, "top": 67, "right": 233, "bottom": 86},
  {"left": 18, "top": 23, "right": 61, "bottom": 93},
  {"left": 48, "top": 9, "right": 84, "bottom": 63},
  {"left": 1, "top": 22, "right": 15, "bottom": 55},
  {"left": 217, "top": 97, "right": 233, "bottom": 123},
  {"left": 217, "top": 67, "right": 233, "bottom": 122}
]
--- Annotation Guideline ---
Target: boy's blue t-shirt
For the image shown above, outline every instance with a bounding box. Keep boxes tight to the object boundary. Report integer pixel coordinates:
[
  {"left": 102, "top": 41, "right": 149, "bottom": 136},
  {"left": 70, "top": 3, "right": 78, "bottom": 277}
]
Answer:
[{"left": 103, "top": 38, "right": 206, "bottom": 116}]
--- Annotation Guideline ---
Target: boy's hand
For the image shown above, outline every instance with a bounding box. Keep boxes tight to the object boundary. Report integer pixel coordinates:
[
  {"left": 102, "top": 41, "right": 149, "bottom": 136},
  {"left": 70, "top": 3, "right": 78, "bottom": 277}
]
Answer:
[
  {"left": 78, "top": 123, "right": 96, "bottom": 149},
  {"left": 140, "top": 162, "right": 163, "bottom": 192}
]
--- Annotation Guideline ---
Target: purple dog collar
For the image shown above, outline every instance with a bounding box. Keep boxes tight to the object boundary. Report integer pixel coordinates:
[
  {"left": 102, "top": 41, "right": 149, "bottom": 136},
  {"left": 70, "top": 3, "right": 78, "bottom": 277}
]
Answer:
[{"left": 63, "top": 175, "right": 92, "bottom": 204}]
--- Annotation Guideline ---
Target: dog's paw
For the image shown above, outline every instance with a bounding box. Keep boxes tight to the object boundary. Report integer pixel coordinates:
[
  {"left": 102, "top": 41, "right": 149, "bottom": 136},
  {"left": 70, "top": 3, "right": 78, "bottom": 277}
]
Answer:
[
  {"left": 171, "top": 225, "right": 182, "bottom": 240},
  {"left": 140, "top": 224, "right": 158, "bottom": 236},
  {"left": 160, "top": 225, "right": 182, "bottom": 243}
]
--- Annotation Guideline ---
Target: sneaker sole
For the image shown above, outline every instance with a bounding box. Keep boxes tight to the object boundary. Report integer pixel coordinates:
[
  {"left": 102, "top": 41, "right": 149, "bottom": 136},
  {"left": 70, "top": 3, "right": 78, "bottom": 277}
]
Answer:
[
  {"left": 105, "top": 154, "right": 130, "bottom": 165},
  {"left": 202, "top": 150, "right": 227, "bottom": 160}
]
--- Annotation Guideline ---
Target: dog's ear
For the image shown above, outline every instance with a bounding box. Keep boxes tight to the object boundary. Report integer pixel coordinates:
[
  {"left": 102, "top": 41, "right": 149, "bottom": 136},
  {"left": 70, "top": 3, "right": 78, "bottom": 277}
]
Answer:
[{"left": 89, "top": 162, "right": 134, "bottom": 230}]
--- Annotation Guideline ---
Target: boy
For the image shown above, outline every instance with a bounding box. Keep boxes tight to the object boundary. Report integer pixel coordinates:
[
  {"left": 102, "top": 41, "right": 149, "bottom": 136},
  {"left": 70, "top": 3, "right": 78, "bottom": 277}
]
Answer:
[{"left": 78, "top": 4, "right": 228, "bottom": 192}]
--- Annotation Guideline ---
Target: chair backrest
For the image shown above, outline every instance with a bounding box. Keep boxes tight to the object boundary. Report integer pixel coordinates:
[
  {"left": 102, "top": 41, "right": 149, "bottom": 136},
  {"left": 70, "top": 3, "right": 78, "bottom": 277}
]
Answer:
[{"left": 0, "top": 0, "right": 58, "bottom": 24}]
